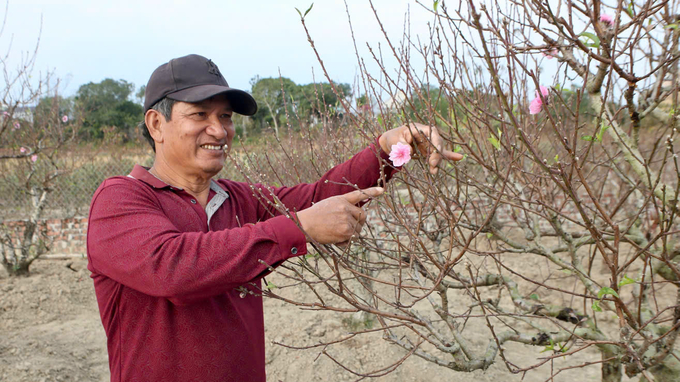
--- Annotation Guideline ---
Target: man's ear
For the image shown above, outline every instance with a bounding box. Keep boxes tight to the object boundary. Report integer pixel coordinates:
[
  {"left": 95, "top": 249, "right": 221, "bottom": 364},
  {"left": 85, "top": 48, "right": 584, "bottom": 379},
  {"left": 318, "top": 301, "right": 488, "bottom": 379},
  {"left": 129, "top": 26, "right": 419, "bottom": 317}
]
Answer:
[{"left": 145, "top": 109, "right": 165, "bottom": 145}]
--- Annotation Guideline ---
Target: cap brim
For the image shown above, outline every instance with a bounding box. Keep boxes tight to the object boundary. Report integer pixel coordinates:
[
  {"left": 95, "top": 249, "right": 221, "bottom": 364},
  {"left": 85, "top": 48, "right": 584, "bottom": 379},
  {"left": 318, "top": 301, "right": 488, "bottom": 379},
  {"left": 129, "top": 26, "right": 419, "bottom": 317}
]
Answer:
[{"left": 166, "top": 84, "right": 258, "bottom": 116}]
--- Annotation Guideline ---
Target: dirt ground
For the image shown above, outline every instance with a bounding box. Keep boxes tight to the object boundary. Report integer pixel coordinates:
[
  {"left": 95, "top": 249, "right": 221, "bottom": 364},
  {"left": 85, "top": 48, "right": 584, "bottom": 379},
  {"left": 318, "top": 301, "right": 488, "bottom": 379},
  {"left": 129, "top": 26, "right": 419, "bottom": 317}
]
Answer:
[{"left": 0, "top": 257, "right": 644, "bottom": 382}]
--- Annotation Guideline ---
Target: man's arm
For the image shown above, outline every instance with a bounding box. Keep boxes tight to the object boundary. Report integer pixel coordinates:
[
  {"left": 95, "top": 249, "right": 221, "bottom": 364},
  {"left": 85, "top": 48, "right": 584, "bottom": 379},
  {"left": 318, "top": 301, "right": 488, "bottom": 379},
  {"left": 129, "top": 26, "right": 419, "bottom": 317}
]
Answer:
[
  {"left": 87, "top": 179, "right": 306, "bottom": 305},
  {"left": 253, "top": 125, "right": 463, "bottom": 227},
  {"left": 251, "top": 138, "right": 396, "bottom": 222}
]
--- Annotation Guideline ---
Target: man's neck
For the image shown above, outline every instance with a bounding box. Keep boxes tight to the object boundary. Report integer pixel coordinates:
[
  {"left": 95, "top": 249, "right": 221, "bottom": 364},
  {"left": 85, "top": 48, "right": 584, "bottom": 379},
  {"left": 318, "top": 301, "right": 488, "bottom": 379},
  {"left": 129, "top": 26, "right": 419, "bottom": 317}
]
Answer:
[{"left": 149, "top": 165, "right": 212, "bottom": 206}]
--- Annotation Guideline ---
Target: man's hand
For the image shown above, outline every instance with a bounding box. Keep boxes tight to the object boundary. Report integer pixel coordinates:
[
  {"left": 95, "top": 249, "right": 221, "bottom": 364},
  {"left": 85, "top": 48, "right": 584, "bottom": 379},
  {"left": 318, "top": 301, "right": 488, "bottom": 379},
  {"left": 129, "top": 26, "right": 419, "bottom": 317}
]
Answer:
[
  {"left": 296, "top": 187, "right": 384, "bottom": 245},
  {"left": 379, "top": 122, "right": 463, "bottom": 174}
]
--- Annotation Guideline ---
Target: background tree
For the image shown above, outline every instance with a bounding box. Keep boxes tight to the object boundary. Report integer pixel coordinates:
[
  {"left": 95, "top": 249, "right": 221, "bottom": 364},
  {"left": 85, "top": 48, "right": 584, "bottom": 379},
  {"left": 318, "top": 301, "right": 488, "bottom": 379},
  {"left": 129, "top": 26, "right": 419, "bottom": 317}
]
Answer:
[
  {"left": 250, "top": 76, "right": 297, "bottom": 136},
  {"left": 0, "top": 12, "right": 80, "bottom": 276},
  {"left": 75, "top": 78, "right": 143, "bottom": 142}
]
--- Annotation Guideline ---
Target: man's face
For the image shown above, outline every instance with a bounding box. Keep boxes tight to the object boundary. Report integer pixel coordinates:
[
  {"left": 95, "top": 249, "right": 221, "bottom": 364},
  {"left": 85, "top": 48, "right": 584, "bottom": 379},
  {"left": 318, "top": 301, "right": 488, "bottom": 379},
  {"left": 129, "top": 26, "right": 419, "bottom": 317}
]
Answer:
[{"left": 158, "top": 95, "right": 235, "bottom": 179}]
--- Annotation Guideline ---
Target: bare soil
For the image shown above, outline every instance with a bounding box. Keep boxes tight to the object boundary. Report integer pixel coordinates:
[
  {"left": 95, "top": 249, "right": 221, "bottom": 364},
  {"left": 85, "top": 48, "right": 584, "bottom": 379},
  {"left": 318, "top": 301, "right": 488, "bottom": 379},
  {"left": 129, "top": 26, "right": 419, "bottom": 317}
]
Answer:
[{"left": 0, "top": 257, "right": 641, "bottom": 382}]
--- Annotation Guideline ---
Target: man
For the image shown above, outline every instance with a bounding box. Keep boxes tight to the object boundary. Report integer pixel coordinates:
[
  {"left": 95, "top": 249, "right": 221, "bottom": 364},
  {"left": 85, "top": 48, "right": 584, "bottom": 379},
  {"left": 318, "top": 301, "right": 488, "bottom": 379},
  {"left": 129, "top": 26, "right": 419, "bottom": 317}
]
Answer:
[{"left": 87, "top": 54, "right": 461, "bottom": 382}]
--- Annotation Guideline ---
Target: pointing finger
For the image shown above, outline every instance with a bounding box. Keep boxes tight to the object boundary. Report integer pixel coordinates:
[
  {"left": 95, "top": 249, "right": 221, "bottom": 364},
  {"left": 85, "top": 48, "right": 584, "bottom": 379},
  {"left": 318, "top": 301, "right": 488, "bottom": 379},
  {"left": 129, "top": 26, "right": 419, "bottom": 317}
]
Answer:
[
  {"left": 443, "top": 150, "right": 464, "bottom": 161},
  {"left": 342, "top": 187, "right": 384, "bottom": 205}
]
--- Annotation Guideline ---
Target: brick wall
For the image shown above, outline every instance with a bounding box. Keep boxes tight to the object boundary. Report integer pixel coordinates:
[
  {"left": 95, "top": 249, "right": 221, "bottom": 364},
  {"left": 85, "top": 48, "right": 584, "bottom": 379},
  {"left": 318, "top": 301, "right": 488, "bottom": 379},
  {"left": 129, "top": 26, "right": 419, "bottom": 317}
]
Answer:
[{"left": 3, "top": 216, "right": 89, "bottom": 255}]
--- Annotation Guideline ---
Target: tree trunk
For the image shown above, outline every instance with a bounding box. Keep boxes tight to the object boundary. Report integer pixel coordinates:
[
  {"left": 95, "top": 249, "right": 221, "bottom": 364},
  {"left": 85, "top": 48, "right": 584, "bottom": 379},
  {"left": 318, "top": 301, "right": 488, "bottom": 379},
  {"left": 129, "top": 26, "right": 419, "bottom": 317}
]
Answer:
[
  {"left": 602, "top": 347, "right": 622, "bottom": 382},
  {"left": 640, "top": 354, "right": 680, "bottom": 382},
  {"left": 263, "top": 99, "right": 279, "bottom": 138},
  {"left": 3, "top": 261, "right": 30, "bottom": 277}
]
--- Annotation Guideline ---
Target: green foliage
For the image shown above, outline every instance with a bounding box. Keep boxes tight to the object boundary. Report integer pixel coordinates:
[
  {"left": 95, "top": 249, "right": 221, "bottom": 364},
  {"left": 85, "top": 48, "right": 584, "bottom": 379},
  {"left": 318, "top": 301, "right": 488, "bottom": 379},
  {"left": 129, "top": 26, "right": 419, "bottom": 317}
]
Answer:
[
  {"left": 488, "top": 129, "right": 502, "bottom": 151},
  {"left": 598, "top": 287, "right": 619, "bottom": 299},
  {"left": 295, "top": 3, "right": 314, "bottom": 18},
  {"left": 582, "top": 122, "right": 610, "bottom": 143},
  {"left": 249, "top": 76, "right": 351, "bottom": 130},
  {"left": 406, "top": 85, "right": 450, "bottom": 122},
  {"left": 75, "top": 78, "right": 143, "bottom": 141},
  {"left": 592, "top": 300, "right": 603, "bottom": 312},
  {"left": 580, "top": 32, "right": 601, "bottom": 48},
  {"left": 618, "top": 275, "right": 636, "bottom": 287}
]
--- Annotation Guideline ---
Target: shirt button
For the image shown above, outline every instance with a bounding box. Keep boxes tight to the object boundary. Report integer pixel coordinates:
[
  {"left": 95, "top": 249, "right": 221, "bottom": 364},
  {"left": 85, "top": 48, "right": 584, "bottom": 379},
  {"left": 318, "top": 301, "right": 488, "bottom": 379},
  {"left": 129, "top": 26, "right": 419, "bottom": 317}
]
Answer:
[
  {"left": 291, "top": 247, "right": 298, "bottom": 255},
  {"left": 190, "top": 199, "right": 197, "bottom": 204}
]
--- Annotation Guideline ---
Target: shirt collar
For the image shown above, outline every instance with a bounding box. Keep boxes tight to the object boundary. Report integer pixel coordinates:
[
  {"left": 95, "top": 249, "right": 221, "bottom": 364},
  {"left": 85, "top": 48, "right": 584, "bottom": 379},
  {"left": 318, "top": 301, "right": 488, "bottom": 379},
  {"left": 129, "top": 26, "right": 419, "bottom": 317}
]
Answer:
[
  {"left": 129, "top": 164, "right": 177, "bottom": 190},
  {"left": 128, "top": 165, "right": 230, "bottom": 196}
]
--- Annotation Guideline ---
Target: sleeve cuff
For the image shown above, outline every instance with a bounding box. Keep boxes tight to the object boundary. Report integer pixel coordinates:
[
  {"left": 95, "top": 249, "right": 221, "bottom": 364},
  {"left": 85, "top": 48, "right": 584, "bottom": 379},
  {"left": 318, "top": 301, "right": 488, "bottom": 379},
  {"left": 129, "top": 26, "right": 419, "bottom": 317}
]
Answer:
[{"left": 268, "top": 214, "right": 308, "bottom": 260}]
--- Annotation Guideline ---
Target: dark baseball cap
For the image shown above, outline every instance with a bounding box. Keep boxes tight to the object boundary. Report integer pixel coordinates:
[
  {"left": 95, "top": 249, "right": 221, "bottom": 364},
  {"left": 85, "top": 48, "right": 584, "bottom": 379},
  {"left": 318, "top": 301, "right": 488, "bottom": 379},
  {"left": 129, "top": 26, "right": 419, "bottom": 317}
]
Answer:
[{"left": 143, "top": 54, "right": 257, "bottom": 116}]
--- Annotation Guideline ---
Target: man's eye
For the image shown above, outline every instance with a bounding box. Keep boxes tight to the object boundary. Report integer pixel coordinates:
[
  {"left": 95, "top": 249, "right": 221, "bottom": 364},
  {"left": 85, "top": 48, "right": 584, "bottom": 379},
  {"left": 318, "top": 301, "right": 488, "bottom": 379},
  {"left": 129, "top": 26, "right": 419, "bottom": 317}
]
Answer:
[
  {"left": 195, "top": 112, "right": 207, "bottom": 117},
  {"left": 221, "top": 113, "right": 232, "bottom": 119}
]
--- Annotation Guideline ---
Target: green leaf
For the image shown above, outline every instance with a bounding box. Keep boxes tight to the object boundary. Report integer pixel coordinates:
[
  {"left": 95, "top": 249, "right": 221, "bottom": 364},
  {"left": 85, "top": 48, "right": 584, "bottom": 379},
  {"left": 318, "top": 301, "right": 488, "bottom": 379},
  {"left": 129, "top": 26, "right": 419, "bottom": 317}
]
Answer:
[
  {"left": 433, "top": 0, "right": 440, "bottom": 12},
  {"left": 486, "top": 232, "right": 494, "bottom": 239},
  {"left": 454, "top": 145, "right": 462, "bottom": 153},
  {"left": 582, "top": 135, "right": 594, "bottom": 142},
  {"left": 554, "top": 154, "right": 559, "bottom": 163},
  {"left": 666, "top": 23, "right": 679, "bottom": 30},
  {"left": 596, "top": 122, "right": 610, "bottom": 142},
  {"left": 540, "top": 338, "right": 555, "bottom": 353},
  {"left": 304, "top": 3, "right": 314, "bottom": 17},
  {"left": 529, "top": 293, "right": 540, "bottom": 301},
  {"left": 488, "top": 136, "right": 501, "bottom": 151},
  {"left": 626, "top": 2, "right": 634, "bottom": 18},
  {"left": 618, "top": 275, "right": 636, "bottom": 287},
  {"left": 295, "top": 7, "right": 302, "bottom": 17},
  {"left": 580, "top": 32, "right": 601, "bottom": 48},
  {"left": 598, "top": 287, "right": 619, "bottom": 299},
  {"left": 265, "top": 281, "right": 278, "bottom": 290},
  {"left": 592, "top": 300, "right": 602, "bottom": 312}
]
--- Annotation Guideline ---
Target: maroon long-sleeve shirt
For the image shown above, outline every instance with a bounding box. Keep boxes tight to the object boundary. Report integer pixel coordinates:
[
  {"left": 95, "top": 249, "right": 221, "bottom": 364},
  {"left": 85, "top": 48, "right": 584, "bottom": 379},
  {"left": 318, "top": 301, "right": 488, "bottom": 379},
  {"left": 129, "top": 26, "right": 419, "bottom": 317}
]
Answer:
[{"left": 87, "top": 141, "right": 396, "bottom": 382}]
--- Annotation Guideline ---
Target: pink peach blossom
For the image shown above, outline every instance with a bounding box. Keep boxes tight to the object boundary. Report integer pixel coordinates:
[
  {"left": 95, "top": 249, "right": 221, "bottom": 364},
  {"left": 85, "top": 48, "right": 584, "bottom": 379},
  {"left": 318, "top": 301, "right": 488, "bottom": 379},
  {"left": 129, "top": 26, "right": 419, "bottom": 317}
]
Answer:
[
  {"left": 30, "top": 154, "right": 38, "bottom": 162},
  {"left": 600, "top": 14, "right": 614, "bottom": 25},
  {"left": 529, "top": 86, "right": 550, "bottom": 115},
  {"left": 20, "top": 147, "right": 27, "bottom": 153},
  {"left": 542, "top": 49, "right": 559, "bottom": 59},
  {"left": 389, "top": 142, "right": 412, "bottom": 167},
  {"left": 13, "top": 122, "right": 20, "bottom": 129},
  {"left": 62, "top": 115, "right": 68, "bottom": 123}
]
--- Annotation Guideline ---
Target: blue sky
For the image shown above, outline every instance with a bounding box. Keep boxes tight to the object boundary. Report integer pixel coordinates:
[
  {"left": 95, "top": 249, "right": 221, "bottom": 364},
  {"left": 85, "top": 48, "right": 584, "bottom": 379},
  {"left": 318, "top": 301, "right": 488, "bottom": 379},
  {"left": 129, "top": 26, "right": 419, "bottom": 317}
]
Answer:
[{"left": 6, "top": 0, "right": 436, "bottom": 97}]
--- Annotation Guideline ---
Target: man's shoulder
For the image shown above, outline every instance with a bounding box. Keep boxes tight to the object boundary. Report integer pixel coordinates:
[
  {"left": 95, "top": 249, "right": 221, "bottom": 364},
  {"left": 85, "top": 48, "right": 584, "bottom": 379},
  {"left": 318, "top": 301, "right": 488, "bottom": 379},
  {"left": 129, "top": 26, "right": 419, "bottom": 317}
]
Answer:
[
  {"left": 97, "top": 174, "right": 147, "bottom": 192},
  {"left": 90, "top": 175, "right": 154, "bottom": 205}
]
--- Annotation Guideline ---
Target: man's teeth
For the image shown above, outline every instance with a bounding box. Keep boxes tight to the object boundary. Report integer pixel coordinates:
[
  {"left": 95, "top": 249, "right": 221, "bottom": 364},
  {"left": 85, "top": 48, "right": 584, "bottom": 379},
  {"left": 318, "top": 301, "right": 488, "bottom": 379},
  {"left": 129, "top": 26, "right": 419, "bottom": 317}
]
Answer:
[{"left": 201, "top": 145, "right": 224, "bottom": 150}]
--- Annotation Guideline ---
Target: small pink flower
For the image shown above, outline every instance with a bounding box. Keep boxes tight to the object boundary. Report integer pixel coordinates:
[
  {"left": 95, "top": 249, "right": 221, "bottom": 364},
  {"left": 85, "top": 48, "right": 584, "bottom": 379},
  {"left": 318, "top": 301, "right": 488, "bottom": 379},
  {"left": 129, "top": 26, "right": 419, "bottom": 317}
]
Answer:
[
  {"left": 30, "top": 154, "right": 38, "bottom": 162},
  {"left": 389, "top": 142, "right": 412, "bottom": 167},
  {"left": 2, "top": 111, "right": 8, "bottom": 117},
  {"left": 62, "top": 115, "right": 68, "bottom": 123},
  {"left": 529, "top": 86, "right": 550, "bottom": 115},
  {"left": 542, "top": 49, "right": 558, "bottom": 59},
  {"left": 600, "top": 14, "right": 614, "bottom": 25},
  {"left": 20, "top": 147, "right": 27, "bottom": 153},
  {"left": 13, "top": 122, "right": 20, "bottom": 129}
]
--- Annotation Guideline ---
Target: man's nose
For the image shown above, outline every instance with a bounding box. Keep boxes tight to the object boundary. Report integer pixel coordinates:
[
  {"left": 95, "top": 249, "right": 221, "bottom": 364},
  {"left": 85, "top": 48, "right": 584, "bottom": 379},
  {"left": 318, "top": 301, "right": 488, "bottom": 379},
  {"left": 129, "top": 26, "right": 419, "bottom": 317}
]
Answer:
[{"left": 206, "top": 115, "right": 228, "bottom": 139}]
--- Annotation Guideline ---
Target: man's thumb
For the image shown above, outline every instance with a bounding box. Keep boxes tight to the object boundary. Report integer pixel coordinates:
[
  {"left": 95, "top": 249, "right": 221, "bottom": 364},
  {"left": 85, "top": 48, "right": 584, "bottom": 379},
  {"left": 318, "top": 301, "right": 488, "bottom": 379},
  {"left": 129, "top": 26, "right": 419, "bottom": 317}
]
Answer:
[{"left": 342, "top": 187, "right": 384, "bottom": 204}]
